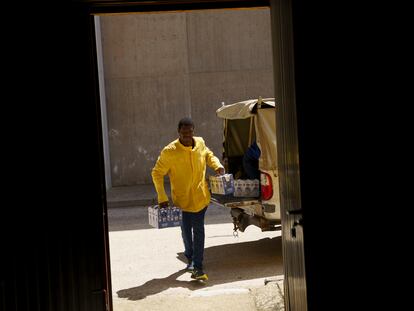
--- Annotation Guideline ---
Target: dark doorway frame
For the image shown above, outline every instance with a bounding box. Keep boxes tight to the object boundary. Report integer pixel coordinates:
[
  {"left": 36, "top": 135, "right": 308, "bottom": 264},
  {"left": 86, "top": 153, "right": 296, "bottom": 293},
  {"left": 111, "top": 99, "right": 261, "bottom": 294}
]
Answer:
[
  {"left": 1, "top": 1, "right": 308, "bottom": 311},
  {"left": 4, "top": 0, "right": 364, "bottom": 309},
  {"left": 82, "top": 0, "right": 305, "bottom": 310}
]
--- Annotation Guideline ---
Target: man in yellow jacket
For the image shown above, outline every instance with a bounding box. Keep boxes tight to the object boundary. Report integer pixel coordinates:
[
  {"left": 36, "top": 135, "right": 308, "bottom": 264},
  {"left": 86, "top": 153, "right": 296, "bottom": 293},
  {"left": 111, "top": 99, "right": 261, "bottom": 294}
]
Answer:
[{"left": 152, "top": 117, "right": 224, "bottom": 281}]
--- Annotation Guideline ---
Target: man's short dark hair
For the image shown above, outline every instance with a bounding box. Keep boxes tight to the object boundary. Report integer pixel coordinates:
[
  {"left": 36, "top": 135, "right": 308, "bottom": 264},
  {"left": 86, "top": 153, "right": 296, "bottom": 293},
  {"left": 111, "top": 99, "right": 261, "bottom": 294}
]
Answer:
[{"left": 178, "top": 117, "right": 194, "bottom": 130}]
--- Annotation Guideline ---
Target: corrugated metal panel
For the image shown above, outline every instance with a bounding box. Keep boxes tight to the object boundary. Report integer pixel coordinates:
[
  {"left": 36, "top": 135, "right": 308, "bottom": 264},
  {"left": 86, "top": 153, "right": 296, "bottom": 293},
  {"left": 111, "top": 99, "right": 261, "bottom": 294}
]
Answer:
[{"left": 270, "top": 0, "right": 308, "bottom": 310}]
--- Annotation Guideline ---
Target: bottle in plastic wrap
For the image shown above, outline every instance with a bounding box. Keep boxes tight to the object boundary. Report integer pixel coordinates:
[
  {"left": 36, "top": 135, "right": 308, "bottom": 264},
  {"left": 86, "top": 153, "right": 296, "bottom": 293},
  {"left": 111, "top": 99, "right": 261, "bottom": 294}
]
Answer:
[
  {"left": 244, "top": 180, "right": 252, "bottom": 197},
  {"left": 252, "top": 179, "right": 260, "bottom": 197}
]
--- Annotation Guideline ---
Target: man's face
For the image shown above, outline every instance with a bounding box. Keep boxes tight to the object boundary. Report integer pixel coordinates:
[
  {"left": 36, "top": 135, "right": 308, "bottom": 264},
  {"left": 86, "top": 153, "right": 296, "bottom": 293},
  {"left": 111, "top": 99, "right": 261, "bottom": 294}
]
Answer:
[{"left": 178, "top": 124, "right": 194, "bottom": 147}]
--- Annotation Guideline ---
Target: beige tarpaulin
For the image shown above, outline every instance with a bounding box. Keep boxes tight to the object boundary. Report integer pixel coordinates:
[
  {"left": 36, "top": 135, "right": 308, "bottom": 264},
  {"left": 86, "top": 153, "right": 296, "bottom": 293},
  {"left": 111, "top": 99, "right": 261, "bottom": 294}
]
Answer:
[
  {"left": 255, "top": 108, "right": 277, "bottom": 170},
  {"left": 216, "top": 98, "right": 275, "bottom": 120},
  {"left": 216, "top": 97, "right": 277, "bottom": 171}
]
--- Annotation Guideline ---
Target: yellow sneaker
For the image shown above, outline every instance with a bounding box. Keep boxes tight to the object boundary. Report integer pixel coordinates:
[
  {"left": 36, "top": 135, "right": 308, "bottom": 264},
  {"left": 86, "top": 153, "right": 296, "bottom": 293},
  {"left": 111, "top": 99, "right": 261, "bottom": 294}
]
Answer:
[{"left": 191, "top": 269, "right": 208, "bottom": 281}]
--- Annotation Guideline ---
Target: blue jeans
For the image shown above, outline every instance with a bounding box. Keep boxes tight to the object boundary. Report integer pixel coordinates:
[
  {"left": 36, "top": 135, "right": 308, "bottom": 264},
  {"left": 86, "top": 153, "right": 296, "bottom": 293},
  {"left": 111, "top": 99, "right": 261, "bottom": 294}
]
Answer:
[{"left": 181, "top": 206, "right": 207, "bottom": 270}]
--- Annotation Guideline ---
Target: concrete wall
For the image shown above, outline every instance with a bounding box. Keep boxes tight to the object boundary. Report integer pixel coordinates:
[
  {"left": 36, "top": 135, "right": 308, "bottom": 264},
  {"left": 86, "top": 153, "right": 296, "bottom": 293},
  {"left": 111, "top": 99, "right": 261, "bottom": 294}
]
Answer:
[{"left": 99, "top": 8, "right": 274, "bottom": 186}]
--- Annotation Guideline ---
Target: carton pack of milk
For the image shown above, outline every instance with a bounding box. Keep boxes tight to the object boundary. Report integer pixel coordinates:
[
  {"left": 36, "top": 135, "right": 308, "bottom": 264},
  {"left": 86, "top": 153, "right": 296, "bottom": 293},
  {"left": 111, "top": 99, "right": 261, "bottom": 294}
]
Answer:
[
  {"left": 148, "top": 205, "right": 182, "bottom": 229},
  {"left": 209, "top": 173, "right": 235, "bottom": 195}
]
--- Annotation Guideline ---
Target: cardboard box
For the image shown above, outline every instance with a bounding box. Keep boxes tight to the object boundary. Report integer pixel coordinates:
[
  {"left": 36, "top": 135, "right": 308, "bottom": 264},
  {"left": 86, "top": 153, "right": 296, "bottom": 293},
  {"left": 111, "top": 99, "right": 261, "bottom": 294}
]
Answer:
[
  {"left": 209, "top": 173, "right": 235, "bottom": 195},
  {"left": 148, "top": 205, "right": 182, "bottom": 229}
]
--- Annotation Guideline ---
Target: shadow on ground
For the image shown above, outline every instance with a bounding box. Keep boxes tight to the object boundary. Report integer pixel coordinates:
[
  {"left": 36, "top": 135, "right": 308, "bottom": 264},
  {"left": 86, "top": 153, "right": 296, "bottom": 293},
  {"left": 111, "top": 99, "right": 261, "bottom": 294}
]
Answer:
[{"left": 117, "top": 236, "right": 282, "bottom": 300}]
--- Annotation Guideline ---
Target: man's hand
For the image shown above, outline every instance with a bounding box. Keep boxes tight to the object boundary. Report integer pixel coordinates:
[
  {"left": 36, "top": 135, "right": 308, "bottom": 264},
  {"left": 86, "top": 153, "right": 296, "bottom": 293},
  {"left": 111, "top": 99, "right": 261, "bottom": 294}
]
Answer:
[
  {"left": 158, "top": 201, "right": 169, "bottom": 209},
  {"left": 215, "top": 167, "right": 225, "bottom": 176}
]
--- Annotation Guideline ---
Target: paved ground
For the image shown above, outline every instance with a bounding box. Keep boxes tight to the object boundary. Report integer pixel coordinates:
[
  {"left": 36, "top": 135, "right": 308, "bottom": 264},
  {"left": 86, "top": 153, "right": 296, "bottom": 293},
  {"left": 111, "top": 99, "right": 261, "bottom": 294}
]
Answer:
[{"left": 108, "top": 203, "right": 284, "bottom": 311}]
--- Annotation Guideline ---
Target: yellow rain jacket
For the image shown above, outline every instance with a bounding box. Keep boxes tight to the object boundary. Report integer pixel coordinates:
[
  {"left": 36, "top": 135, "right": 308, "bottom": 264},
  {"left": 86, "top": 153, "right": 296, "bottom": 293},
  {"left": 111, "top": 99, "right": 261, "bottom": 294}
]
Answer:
[{"left": 151, "top": 137, "right": 223, "bottom": 213}]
